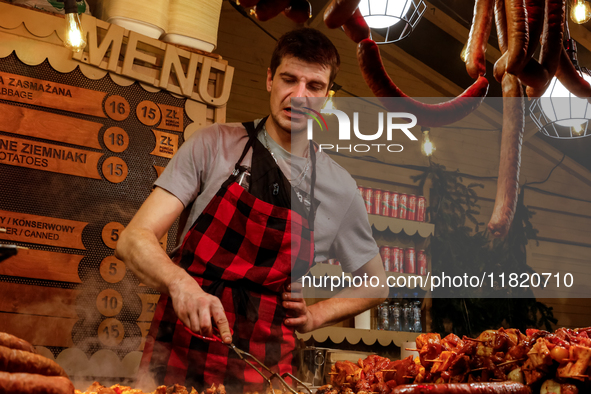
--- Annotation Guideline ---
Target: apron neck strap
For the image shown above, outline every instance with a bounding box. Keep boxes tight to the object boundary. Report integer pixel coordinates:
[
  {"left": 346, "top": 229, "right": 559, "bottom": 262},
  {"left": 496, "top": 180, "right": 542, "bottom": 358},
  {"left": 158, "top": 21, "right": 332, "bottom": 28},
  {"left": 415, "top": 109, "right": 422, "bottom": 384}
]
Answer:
[
  {"left": 239, "top": 117, "right": 317, "bottom": 228},
  {"left": 237, "top": 116, "right": 268, "bottom": 169}
]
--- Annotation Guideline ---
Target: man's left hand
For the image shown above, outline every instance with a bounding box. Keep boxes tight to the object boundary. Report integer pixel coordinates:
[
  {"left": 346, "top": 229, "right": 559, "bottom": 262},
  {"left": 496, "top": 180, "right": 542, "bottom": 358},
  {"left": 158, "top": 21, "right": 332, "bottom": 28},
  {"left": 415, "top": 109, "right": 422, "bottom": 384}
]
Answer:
[{"left": 282, "top": 283, "right": 315, "bottom": 333}]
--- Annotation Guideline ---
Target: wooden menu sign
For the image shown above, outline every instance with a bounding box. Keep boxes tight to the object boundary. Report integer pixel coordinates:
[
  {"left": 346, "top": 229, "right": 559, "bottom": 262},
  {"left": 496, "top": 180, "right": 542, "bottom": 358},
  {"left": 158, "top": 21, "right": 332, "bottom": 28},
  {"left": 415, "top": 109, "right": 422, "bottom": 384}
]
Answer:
[
  {"left": 0, "top": 134, "right": 103, "bottom": 179},
  {"left": 0, "top": 71, "right": 107, "bottom": 118},
  {"left": 0, "top": 313, "right": 76, "bottom": 347},
  {"left": 0, "top": 249, "right": 83, "bottom": 283},
  {"left": 0, "top": 3, "right": 226, "bottom": 366},
  {"left": 73, "top": 16, "right": 234, "bottom": 106},
  {"left": 0, "top": 102, "right": 103, "bottom": 149},
  {"left": 157, "top": 104, "right": 184, "bottom": 132},
  {"left": 154, "top": 165, "right": 166, "bottom": 177},
  {"left": 151, "top": 130, "right": 179, "bottom": 159},
  {"left": 0, "top": 50, "right": 193, "bottom": 359},
  {"left": 137, "top": 293, "right": 160, "bottom": 322},
  {"left": 136, "top": 322, "right": 151, "bottom": 351},
  {"left": 0, "top": 282, "right": 79, "bottom": 319},
  {"left": 0, "top": 210, "right": 87, "bottom": 249}
]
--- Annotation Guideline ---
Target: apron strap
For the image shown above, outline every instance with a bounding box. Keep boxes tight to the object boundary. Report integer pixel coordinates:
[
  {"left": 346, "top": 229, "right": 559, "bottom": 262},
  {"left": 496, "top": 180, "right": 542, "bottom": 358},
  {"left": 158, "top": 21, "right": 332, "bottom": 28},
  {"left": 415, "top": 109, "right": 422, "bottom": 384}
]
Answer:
[
  {"left": 236, "top": 116, "right": 268, "bottom": 170},
  {"left": 237, "top": 117, "right": 317, "bottom": 229}
]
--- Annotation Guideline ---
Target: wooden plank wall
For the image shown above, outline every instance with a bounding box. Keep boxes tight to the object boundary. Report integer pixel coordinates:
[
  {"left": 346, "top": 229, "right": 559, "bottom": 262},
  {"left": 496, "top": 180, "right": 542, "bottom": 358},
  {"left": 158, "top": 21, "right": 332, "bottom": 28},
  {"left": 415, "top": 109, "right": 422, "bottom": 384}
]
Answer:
[{"left": 213, "top": 2, "right": 591, "bottom": 330}]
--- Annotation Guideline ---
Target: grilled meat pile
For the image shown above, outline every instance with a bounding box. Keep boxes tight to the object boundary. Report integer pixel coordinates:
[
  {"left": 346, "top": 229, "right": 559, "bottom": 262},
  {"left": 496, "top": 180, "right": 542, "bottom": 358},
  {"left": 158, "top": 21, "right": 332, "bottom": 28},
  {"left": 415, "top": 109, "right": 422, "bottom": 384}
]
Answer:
[{"left": 320, "top": 327, "right": 591, "bottom": 394}]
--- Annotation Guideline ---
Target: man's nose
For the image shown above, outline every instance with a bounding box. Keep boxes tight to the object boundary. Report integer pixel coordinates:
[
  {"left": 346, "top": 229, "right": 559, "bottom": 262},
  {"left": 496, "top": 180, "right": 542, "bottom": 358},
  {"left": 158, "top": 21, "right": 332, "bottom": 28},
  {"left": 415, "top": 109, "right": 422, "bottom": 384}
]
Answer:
[{"left": 292, "top": 81, "right": 307, "bottom": 98}]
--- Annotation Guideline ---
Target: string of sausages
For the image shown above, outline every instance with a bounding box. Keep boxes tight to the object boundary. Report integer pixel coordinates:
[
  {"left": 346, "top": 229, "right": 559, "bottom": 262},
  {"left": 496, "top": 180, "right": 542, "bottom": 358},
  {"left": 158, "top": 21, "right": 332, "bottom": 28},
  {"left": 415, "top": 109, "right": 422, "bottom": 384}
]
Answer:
[
  {"left": 0, "top": 332, "right": 74, "bottom": 394},
  {"left": 238, "top": 0, "right": 591, "bottom": 238}
]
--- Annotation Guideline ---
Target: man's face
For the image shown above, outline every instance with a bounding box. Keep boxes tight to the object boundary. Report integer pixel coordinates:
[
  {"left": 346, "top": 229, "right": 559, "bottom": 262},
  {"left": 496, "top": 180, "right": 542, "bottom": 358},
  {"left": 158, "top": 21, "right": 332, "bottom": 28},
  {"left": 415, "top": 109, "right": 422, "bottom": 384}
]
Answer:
[{"left": 266, "top": 55, "right": 332, "bottom": 134}]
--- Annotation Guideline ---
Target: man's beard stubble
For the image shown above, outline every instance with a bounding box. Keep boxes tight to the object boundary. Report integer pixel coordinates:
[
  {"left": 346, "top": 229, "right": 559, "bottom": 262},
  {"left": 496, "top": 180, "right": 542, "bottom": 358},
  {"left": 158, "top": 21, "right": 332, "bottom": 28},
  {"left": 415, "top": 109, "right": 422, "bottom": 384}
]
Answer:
[{"left": 270, "top": 111, "right": 307, "bottom": 135}]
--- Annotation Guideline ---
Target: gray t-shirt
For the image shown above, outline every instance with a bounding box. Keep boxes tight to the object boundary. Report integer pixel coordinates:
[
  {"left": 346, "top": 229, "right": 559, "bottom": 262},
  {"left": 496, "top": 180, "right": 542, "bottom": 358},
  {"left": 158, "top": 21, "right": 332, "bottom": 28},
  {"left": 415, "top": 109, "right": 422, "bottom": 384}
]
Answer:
[{"left": 154, "top": 121, "right": 378, "bottom": 273}]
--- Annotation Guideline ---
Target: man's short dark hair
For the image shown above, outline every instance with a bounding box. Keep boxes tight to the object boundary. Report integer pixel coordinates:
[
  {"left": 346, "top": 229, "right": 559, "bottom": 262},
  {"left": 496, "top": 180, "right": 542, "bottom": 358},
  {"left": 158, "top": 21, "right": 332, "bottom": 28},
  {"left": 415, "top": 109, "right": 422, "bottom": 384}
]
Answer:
[{"left": 270, "top": 28, "right": 340, "bottom": 87}]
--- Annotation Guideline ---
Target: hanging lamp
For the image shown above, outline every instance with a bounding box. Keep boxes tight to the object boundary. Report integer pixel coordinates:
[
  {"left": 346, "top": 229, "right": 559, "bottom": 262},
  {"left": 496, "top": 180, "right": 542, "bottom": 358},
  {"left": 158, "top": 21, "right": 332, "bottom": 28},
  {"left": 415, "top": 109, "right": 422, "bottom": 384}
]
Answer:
[
  {"left": 63, "top": 0, "right": 86, "bottom": 52},
  {"left": 358, "top": 0, "right": 427, "bottom": 44},
  {"left": 529, "top": 38, "right": 591, "bottom": 139},
  {"left": 571, "top": 0, "right": 591, "bottom": 24}
]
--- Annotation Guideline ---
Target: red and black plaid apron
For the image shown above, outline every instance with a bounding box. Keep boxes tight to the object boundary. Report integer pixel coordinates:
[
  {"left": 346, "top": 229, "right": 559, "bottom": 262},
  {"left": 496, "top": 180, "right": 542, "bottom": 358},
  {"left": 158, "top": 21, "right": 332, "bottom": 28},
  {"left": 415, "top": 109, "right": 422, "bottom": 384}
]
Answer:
[{"left": 139, "top": 118, "right": 316, "bottom": 392}]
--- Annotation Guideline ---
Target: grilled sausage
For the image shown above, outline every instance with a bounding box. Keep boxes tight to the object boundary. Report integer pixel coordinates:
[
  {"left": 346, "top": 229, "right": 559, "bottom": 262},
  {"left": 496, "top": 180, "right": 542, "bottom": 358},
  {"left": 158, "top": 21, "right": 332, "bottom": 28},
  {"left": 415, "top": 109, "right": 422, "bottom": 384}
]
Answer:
[
  {"left": 254, "top": 0, "right": 291, "bottom": 21},
  {"left": 488, "top": 73, "right": 524, "bottom": 238},
  {"left": 0, "top": 346, "right": 67, "bottom": 377},
  {"left": 0, "top": 333, "right": 35, "bottom": 353},
  {"left": 324, "top": 0, "right": 360, "bottom": 29},
  {"left": 283, "top": 0, "right": 312, "bottom": 23},
  {"left": 391, "top": 382, "right": 531, "bottom": 393},
  {"left": 343, "top": 8, "right": 370, "bottom": 43},
  {"left": 504, "top": 0, "right": 529, "bottom": 74},
  {"left": 524, "top": 0, "right": 544, "bottom": 59},
  {"left": 493, "top": 0, "right": 509, "bottom": 82},
  {"left": 509, "top": 0, "right": 544, "bottom": 96},
  {"left": 523, "top": 0, "right": 565, "bottom": 97},
  {"left": 539, "top": 0, "right": 565, "bottom": 76},
  {"left": 493, "top": 0, "right": 530, "bottom": 81},
  {"left": 0, "top": 372, "right": 74, "bottom": 394},
  {"left": 357, "top": 38, "right": 489, "bottom": 127},
  {"left": 465, "top": 0, "right": 495, "bottom": 78},
  {"left": 519, "top": 59, "right": 550, "bottom": 97},
  {"left": 494, "top": 0, "right": 508, "bottom": 53}
]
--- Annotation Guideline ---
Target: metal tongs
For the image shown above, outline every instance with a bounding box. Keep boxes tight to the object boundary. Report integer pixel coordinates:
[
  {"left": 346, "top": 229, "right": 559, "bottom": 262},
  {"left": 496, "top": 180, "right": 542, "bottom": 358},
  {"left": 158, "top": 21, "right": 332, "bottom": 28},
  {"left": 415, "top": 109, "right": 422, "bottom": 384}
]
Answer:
[{"left": 184, "top": 326, "right": 313, "bottom": 394}]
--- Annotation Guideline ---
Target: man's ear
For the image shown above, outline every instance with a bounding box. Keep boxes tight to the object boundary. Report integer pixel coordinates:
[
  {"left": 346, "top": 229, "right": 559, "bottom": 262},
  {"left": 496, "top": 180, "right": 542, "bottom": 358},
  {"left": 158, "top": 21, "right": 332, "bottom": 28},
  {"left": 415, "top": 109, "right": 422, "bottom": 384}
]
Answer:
[{"left": 266, "top": 68, "right": 273, "bottom": 93}]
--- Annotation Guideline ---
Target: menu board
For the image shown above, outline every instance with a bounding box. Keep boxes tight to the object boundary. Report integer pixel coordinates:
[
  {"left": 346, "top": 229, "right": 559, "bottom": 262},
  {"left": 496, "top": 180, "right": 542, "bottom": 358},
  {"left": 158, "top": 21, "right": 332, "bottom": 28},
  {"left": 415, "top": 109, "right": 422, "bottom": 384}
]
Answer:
[{"left": 0, "top": 52, "right": 192, "bottom": 359}]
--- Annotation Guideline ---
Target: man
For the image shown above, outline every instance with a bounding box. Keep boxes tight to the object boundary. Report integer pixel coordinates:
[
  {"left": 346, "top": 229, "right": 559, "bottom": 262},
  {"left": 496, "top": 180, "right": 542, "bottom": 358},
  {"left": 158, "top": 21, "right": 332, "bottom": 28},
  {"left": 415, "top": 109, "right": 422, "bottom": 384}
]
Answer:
[{"left": 116, "top": 28, "right": 387, "bottom": 391}]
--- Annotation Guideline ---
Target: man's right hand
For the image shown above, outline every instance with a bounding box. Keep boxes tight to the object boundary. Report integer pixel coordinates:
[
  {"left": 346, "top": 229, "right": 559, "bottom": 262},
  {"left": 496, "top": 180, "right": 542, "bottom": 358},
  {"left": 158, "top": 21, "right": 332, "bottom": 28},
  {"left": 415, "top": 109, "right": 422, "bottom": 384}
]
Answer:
[
  {"left": 115, "top": 188, "right": 232, "bottom": 344},
  {"left": 168, "top": 275, "right": 233, "bottom": 344}
]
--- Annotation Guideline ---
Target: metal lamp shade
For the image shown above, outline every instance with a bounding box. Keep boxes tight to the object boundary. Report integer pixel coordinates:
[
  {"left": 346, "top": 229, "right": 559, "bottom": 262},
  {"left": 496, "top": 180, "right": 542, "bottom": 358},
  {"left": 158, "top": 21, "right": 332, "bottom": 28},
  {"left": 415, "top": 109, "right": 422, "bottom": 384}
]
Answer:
[
  {"left": 530, "top": 72, "right": 591, "bottom": 139},
  {"left": 358, "top": 0, "right": 426, "bottom": 44}
]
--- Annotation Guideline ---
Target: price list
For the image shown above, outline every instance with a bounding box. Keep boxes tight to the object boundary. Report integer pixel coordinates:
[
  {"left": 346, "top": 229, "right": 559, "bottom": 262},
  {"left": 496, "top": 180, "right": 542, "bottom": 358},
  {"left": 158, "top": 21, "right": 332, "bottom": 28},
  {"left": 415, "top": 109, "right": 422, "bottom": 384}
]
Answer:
[{"left": 0, "top": 52, "right": 193, "bottom": 357}]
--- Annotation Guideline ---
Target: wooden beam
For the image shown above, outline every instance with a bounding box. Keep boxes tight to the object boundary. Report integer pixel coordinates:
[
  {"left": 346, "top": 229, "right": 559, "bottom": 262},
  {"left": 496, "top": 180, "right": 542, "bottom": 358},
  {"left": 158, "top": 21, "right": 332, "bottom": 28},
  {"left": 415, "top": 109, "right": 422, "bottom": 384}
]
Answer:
[
  {"left": 423, "top": 1, "right": 502, "bottom": 63},
  {"left": 307, "top": 1, "right": 331, "bottom": 29},
  {"left": 567, "top": 23, "right": 591, "bottom": 54},
  {"left": 525, "top": 136, "right": 591, "bottom": 188}
]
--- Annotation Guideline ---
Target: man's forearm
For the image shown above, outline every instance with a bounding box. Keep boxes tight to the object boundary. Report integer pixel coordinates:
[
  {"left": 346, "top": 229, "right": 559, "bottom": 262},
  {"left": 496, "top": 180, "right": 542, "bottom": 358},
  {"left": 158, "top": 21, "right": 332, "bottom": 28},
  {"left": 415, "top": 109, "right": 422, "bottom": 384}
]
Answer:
[
  {"left": 115, "top": 226, "right": 189, "bottom": 295},
  {"left": 307, "top": 292, "right": 385, "bottom": 330},
  {"left": 305, "top": 253, "right": 388, "bottom": 331}
]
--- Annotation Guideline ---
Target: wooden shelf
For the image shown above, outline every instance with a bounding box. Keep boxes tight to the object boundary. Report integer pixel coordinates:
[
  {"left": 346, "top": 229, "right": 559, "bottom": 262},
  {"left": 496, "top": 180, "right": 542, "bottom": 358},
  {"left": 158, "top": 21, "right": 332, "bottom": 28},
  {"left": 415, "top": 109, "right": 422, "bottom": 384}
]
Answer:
[
  {"left": 369, "top": 214, "right": 434, "bottom": 238},
  {"left": 308, "top": 263, "right": 429, "bottom": 291},
  {"left": 296, "top": 326, "right": 420, "bottom": 347}
]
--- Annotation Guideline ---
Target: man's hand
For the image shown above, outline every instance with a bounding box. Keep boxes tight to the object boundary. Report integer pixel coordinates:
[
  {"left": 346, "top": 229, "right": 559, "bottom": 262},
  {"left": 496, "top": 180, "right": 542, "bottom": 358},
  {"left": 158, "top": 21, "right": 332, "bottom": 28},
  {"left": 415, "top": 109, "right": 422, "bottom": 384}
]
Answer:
[
  {"left": 304, "top": 254, "right": 387, "bottom": 331},
  {"left": 115, "top": 188, "right": 232, "bottom": 344},
  {"left": 169, "top": 275, "right": 232, "bottom": 344},
  {"left": 282, "top": 283, "right": 315, "bottom": 333}
]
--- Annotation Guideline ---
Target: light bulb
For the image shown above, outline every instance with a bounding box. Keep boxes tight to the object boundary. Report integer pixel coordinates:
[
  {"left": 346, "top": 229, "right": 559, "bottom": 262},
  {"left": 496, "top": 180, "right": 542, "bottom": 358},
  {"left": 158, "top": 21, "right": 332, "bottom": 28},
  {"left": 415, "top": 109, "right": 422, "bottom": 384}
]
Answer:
[
  {"left": 64, "top": 12, "right": 86, "bottom": 52},
  {"left": 572, "top": 123, "right": 585, "bottom": 135},
  {"left": 421, "top": 129, "right": 435, "bottom": 156},
  {"left": 322, "top": 90, "right": 336, "bottom": 111},
  {"left": 571, "top": 0, "right": 591, "bottom": 24},
  {"left": 540, "top": 75, "right": 591, "bottom": 130}
]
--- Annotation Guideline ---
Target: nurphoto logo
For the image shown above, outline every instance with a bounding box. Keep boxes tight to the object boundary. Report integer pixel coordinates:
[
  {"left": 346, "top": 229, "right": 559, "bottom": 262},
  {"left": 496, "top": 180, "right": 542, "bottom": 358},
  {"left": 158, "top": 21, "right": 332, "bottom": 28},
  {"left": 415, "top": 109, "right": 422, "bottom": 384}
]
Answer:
[{"left": 305, "top": 109, "right": 418, "bottom": 153}]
